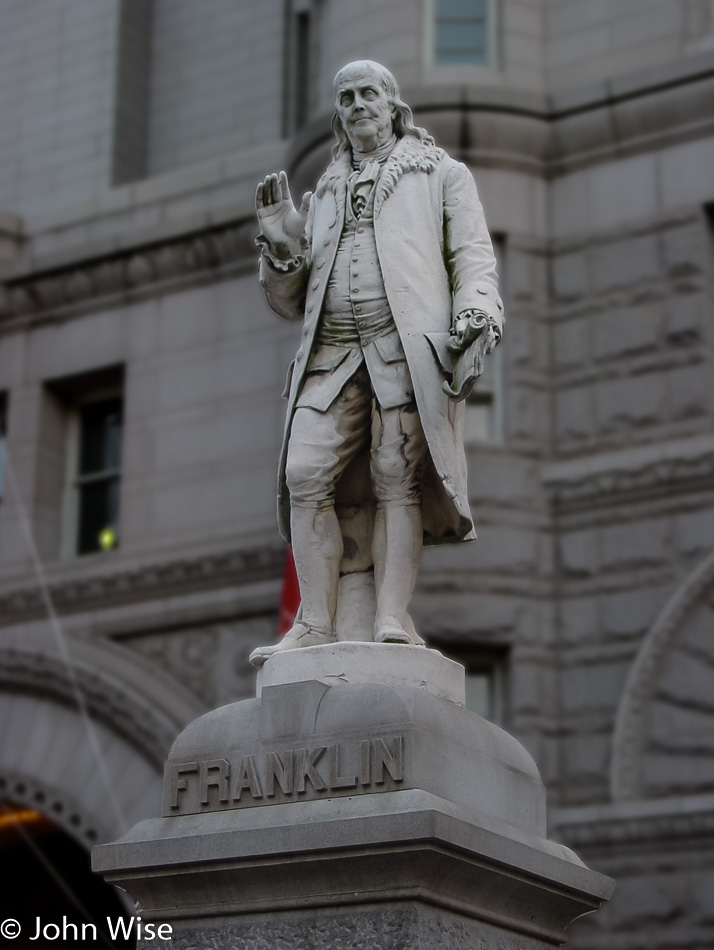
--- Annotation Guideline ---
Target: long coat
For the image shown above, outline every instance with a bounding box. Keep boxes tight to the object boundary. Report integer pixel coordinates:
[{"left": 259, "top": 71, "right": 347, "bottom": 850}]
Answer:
[{"left": 259, "top": 134, "right": 504, "bottom": 546}]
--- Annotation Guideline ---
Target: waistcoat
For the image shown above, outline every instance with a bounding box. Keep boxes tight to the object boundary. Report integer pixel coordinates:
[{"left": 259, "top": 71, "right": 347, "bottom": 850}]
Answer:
[
  {"left": 298, "top": 166, "right": 413, "bottom": 412},
  {"left": 317, "top": 183, "right": 394, "bottom": 346}
]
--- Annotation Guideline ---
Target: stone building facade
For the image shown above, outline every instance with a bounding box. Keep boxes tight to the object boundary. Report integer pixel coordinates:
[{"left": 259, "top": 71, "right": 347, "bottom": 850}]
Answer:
[{"left": 0, "top": 1, "right": 713, "bottom": 946}]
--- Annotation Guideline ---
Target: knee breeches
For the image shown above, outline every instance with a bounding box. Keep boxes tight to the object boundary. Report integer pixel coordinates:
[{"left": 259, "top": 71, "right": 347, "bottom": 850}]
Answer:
[{"left": 286, "top": 368, "right": 427, "bottom": 508}]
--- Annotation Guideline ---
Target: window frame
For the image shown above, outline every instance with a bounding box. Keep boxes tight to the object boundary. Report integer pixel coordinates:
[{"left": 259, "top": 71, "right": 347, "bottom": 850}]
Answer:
[
  {"left": 463, "top": 232, "right": 506, "bottom": 447},
  {"left": 58, "top": 381, "right": 124, "bottom": 560},
  {"left": 463, "top": 646, "right": 509, "bottom": 724},
  {"left": 423, "top": 0, "right": 501, "bottom": 83},
  {"left": 284, "top": 0, "right": 327, "bottom": 133},
  {"left": 464, "top": 342, "right": 504, "bottom": 447},
  {"left": 433, "top": 643, "right": 510, "bottom": 724}
]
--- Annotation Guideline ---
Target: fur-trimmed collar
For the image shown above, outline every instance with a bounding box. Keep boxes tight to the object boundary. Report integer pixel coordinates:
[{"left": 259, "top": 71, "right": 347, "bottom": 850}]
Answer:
[{"left": 315, "top": 135, "right": 445, "bottom": 214}]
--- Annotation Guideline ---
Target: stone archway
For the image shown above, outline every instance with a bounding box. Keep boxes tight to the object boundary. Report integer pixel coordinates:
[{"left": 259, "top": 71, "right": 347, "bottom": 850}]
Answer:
[
  {"left": 0, "top": 636, "right": 204, "bottom": 841},
  {"left": 611, "top": 549, "right": 714, "bottom": 801},
  {"left": 0, "top": 783, "right": 136, "bottom": 943},
  {"left": 0, "top": 767, "right": 113, "bottom": 848}
]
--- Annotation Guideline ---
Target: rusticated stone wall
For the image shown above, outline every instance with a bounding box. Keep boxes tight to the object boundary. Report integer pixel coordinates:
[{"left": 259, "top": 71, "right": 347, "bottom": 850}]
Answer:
[
  {"left": 0, "top": 6, "right": 713, "bottom": 950},
  {"left": 547, "top": 203, "right": 714, "bottom": 806}
]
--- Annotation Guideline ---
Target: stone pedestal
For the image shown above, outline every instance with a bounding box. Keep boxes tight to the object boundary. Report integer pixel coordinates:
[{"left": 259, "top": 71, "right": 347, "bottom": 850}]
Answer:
[{"left": 93, "top": 645, "right": 613, "bottom": 948}]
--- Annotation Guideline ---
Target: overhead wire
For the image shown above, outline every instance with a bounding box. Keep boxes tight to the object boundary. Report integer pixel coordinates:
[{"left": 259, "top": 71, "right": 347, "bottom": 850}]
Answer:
[{"left": 3, "top": 449, "right": 127, "bottom": 832}]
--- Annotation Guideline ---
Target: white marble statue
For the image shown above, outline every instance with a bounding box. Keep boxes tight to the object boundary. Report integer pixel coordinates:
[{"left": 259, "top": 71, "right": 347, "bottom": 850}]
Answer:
[{"left": 249, "top": 61, "right": 503, "bottom": 667}]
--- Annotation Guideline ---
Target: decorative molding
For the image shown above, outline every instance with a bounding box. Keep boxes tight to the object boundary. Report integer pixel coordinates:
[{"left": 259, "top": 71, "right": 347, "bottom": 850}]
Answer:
[
  {"left": 289, "top": 54, "right": 714, "bottom": 185},
  {"left": 610, "top": 550, "right": 714, "bottom": 801},
  {"left": 2, "top": 53, "right": 713, "bottom": 330},
  {"left": 0, "top": 768, "right": 110, "bottom": 846},
  {"left": 0, "top": 218, "right": 258, "bottom": 327},
  {"left": 0, "top": 543, "right": 285, "bottom": 624},
  {"left": 0, "top": 647, "right": 175, "bottom": 769},
  {"left": 130, "top": 616, "right": 275, "bottom": 709},
  {"left": 543, "top": 436, "right": 714, "bottom": 510},
  {"left": 555, "top": 806, "right": 714, "bottom": 851}
]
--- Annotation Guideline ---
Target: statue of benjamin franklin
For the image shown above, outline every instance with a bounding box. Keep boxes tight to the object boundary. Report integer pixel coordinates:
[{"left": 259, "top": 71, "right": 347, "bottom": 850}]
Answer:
[{"left": 250, "top": 60, "right": 503, "bottom": 667}]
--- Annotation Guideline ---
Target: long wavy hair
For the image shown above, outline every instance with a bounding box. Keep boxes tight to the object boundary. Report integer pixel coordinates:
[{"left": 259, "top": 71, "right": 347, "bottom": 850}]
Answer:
[{"left": 330, "top": 61, "right": 434, "bottom": 158}]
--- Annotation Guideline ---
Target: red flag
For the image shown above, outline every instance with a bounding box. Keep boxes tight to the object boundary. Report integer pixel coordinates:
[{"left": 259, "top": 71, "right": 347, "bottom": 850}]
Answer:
[{"left": 279, "top": 546, "right": 300, "bottom": 636}]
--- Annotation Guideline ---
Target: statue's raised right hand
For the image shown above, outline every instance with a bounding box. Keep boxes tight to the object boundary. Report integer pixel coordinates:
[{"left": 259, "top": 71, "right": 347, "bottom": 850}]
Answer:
[{"left": 256, "top": 171, "right": 312, "bottom": 254}]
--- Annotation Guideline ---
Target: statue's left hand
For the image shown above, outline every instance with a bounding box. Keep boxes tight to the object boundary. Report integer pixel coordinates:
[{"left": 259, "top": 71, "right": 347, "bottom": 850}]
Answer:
[{"left": 447, "top": 312, "right": 500, "bottom": 356}]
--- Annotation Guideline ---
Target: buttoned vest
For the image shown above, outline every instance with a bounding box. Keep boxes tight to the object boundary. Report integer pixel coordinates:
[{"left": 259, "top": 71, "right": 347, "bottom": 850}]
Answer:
[{"left": 317, "top": 183, "right": 394, "bottom": 346}]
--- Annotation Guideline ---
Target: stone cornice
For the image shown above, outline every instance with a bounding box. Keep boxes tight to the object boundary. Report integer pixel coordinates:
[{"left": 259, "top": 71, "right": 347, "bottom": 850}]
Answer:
[
  {"left": 557, "top": 809, "right": 714, "bottom": 850},
  {"left": 289, "top": 51, "right": 714, "bottom": 185},
  {"left": 0, "top": 542, "right": 285, "bottom": 625},
  {"left": 553, "top": 795, "right": 714, "bottom": 851},
  {"left": 2, "top": 53, "right": 713, "bottom": 328},
  {"left": 0, "top": 216, "right": 258, "bottom": 330},
  {"left": 542, "top": 434, "right": 714, "bottom": 511}
]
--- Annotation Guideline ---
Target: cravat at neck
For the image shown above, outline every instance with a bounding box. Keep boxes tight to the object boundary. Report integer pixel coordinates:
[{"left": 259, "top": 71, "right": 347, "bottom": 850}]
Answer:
[{"left": 352, "top": 135, "right": 398, "bottom": 169}]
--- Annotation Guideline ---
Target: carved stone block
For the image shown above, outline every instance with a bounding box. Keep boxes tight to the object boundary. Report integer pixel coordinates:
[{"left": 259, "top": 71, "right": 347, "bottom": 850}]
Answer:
[{"left": 94, "top": 648, "right": 613, "bottom": 949}]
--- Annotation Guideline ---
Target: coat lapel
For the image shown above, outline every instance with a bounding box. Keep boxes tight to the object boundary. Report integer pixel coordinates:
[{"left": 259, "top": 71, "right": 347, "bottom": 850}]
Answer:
[
  {"left": 315, "top": 137, "right": 445, "bottom": 217},
  {"left": 373, "top": 136, "right": 445, "bottom": 216}
]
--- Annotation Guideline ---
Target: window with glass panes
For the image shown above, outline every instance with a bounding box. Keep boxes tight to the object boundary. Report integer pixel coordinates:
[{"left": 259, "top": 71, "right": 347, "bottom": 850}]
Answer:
[
  {"left": 285, "top": 0, "right": 327, "bottom": 132},
  {"left": 435, "top": 0, "right": 489, "bottom": 65},
  {"left": 464, "top": 346, "right": 501, "bottom": 444},
  {"left": 76, "top": 398, "right": 122, "bottom": 555},
  {"left": 447, "top": 647, "right": 508, "bottom": 723},
  {"left": 464, "top": 662, "right": 504, "bottom": 722}
]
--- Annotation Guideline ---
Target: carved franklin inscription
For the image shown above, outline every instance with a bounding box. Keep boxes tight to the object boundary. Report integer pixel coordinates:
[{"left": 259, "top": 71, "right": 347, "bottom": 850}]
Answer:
[{"left": 165, "top": 736, "right": 405, "bottom": 816}]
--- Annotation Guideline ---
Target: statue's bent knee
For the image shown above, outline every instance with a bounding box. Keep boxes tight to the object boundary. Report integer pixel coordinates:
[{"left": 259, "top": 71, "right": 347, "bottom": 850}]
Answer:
[
  {"left": 285, "top": 441, "right": 335, "bottom": 505},
  {"left": 371, "top": 405, "right": 427, "bottom": 502}
]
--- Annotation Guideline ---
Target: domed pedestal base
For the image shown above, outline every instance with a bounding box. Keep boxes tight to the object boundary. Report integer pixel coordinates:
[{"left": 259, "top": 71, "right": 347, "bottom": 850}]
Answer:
[{"left": 94, "top": 646, "right": 613, "bottom": 949}]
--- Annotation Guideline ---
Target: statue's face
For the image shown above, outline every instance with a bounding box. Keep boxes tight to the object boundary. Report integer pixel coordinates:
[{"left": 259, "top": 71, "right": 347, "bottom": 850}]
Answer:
[{"left": 334, "top": 65, "right": 395, "bottom": 150}]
